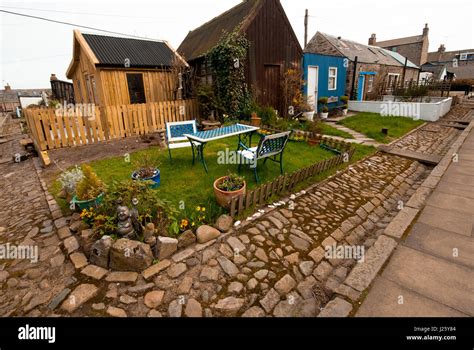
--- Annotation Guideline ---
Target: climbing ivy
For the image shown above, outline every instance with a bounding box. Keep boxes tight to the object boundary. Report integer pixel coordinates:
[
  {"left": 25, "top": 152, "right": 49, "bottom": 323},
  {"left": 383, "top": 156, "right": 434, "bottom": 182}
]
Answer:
[{"left": 207, "top": 29, "right": 251, "bottom": 120}]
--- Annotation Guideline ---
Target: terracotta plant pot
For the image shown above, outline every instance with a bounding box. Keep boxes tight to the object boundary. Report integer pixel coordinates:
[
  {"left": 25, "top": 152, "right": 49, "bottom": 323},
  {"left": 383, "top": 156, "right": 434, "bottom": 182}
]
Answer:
[
  {"left": 250, "top": 116, "right": 261, "bottom": 127},
  {"left": 213, "top": 176, "right": 246, "bottom": 209}
]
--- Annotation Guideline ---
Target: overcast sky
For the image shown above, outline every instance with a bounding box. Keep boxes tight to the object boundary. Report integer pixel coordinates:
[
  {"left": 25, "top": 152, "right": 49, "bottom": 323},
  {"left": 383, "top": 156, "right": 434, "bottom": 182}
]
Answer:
[{"left": 1, "top": 0, "right": 473, "bottom": 89}]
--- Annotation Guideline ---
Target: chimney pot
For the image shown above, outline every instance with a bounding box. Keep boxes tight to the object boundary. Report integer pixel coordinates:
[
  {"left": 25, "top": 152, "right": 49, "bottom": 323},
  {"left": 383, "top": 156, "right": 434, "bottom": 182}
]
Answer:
[
  {"left": 368, "top": 33, "right": 377, "bottom": 46},
  {"left": 4, "top": 84, "right": 11, "bottom": 91},
  {"left": 50, "top": 74, "right": 58, "bottom": 81}
]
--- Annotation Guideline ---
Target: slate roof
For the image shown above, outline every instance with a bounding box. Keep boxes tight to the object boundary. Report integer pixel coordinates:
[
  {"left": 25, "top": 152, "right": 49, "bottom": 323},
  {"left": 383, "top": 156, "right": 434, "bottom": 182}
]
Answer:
[
  {"left": 82, "top": 33, "right": 177, "bottom": 68},
  {"left": 448, "top": 65, "right": 474, "bottom": 80},
  {"left": 177, "top": 0, "right": 260, "bottom": 61},
  {"left": 376, "top": 35, "right": 424, "bottom": 48},
  {"left": 427, "top": 49, "right": 474, "bottom": 63},
  {"left": 0, "top": 89, "right": 51, "bottom": 103},
  {"left": 306, "top": 32, "right": 418, "bottom": 68},
  {"left": 383, "top": 49, "right": 419, "bottom": 69}
]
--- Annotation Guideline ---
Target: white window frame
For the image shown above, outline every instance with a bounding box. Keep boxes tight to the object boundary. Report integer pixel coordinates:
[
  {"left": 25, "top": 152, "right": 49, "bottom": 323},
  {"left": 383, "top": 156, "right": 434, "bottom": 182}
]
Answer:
[
  {"left": 328, "top": 67, "right": 337, "bottom": 91},
  {"left": 459, "top": 53, "right": 468, "bottom": 61}
]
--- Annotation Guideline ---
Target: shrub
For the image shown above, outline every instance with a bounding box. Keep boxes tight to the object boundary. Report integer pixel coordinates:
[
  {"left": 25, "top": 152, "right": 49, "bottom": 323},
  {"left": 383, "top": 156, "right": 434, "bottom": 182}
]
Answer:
[
  {"left": 133, "top": 153, "right": 160, "bottom": 179},
  {"left": 59, "top": 166, "right": 84, "bottom": 195},
  {"left": 217, "top": 173, "right": 245, "bottom": 192},
  {"left": 318, "top": 97, "right": 329, "bottom": 105},
  {"left": 308, "top": 120, "right": 322, "bottom": 135},
  {"left": 259, "top": 106, "right": 278, "bottom": 126},
  {"left": 76, "top": 165, "right": 105, "bottom": 201},
  {"left": 322, "top": 106, "right": 329, "bottom": 113},
  {"left": 342, "top": 104, "right": 348, "bottom": 110},
  {"left": 340, "top": 95, "right": 349, "bottom": 103}
]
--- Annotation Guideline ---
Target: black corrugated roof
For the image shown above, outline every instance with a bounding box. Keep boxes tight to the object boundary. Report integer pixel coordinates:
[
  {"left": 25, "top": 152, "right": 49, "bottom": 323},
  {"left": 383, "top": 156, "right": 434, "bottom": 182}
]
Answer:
[{"left": 82, "top": 33, "right": 176, "bottom": 68}]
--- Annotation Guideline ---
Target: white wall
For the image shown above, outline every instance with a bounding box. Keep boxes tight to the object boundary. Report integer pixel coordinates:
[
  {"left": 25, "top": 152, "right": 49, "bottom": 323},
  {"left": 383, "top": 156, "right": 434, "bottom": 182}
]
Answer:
[{"left": 348, "top": 97, "right": 453, "bottom": 122}]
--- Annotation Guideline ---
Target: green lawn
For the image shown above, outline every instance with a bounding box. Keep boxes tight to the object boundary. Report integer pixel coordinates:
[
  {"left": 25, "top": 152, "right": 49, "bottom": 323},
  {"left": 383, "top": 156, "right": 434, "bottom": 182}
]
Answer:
[
  {"left": 320, "top": 123, "right": 354, "bottom": 139},
  {"left": 338, "top": 113, "right": 424, "bottom": 143}
]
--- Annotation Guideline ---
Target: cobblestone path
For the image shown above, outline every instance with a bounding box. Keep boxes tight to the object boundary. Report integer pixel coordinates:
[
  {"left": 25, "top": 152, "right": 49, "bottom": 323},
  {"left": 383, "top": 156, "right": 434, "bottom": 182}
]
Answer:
[{"left": 0, "top": 105, "right": 468, "bottom": 317}]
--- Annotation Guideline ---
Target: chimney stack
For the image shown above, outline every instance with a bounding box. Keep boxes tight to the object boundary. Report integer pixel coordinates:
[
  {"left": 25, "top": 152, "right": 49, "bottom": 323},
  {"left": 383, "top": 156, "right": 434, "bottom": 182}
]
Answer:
[
  {"left": 4, "top": 84, "right": 11, "bottom": 91},
  {"left": 423, "top": 23, "right": 429, "bottom": 37},
  {"left": 50, "top": 74, "right": 58, "bottom": 81},
  {"left": 438, "top": 44, "right": 446, "bottom": 53},
  {"left": 368, "top": 34, "right": 376, "bottom": 46}
]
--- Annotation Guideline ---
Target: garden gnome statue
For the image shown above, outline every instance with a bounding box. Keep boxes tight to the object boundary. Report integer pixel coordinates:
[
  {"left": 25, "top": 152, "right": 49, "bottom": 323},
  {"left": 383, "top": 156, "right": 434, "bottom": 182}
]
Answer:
[{"left": 116, "top": 206, "right": 135, "bottom": 239}]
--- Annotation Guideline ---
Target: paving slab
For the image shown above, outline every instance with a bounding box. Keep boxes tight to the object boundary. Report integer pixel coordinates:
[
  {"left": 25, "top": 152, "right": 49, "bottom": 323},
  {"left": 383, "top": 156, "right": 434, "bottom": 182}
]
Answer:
[
  {"left": 426, "top": 191, "right": 474, "bottom": 215},
  {"left": 405, "top": 222, "right": 474, "bottom": 268},
  {"left": 380, "top": 246, "right": 474, "bottom": 315},
  {"left": 417, "top": 205, "right": 473, "bottom": 237},
  {"left": 357, "top": 276, "right": 468, "bottom": 317},
  {"left": 435, "top": 179, "right": 474, "bottom": 199},
  {"left": 379, "top": 147, "right": 442, "bottom": 165}
]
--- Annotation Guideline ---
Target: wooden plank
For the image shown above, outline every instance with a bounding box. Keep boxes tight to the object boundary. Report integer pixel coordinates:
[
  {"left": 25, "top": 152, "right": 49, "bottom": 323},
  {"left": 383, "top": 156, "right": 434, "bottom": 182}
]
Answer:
[
  {"left": 123, "top": 105, "right": 131, "bottom": 137},
  {"left": 47, "top": 109, "right": 60, "bottom": 149},
  {"left": 62, "top": 109, "right": 73, "bottom": 147},
  {"left": 245, "top": 191, "right": 252, "bottom": 210},
  {"left": 238, "top": 194, "right": 244, "bottom": 214},
  {"left": 95, "top": 108, "right": 105, "bottom": 141},
  {"left": 55, "top": 109, "right": 66, "bottom": 148},
  {"left": 230, "top": 197, "right": 237, "bottom": 217},
  {"left": 41, "top": 110, "right": 54, "bottom": 150},
  {"left": 252, "top": 188, "right": 258, "bottom": 207},
  {"left": 69, "top": 108, "right": 80, "bottom": 146}
]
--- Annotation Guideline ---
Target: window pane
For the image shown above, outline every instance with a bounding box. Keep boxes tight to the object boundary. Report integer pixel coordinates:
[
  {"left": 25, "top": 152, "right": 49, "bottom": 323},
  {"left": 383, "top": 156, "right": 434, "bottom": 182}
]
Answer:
[{"left": 126, "top": 73, "right": 146, "bottom": 104}]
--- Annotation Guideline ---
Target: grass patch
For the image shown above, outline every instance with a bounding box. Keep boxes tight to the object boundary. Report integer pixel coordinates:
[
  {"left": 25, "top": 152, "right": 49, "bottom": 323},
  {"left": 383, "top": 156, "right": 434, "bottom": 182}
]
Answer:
[
  {"left": 338, "top": 112, "right": 424, "bottom": 143},
  {"left": 319, "top": 123, "right": 354, "bottom": 139},
  {"left": 51, "top": 136, "right": 336, "bottom": 220}
]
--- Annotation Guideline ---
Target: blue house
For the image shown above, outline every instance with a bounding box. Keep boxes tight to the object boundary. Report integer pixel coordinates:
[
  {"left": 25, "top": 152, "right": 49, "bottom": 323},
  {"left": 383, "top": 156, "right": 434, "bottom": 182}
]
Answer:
[{"left": 303, "top": 53, "right": 347, "bottom": 111}]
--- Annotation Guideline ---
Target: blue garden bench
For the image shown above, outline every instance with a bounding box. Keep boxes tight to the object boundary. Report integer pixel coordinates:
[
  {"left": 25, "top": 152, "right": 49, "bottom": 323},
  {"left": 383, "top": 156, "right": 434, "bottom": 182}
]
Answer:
[{"left": 165, "top": 120, "right": 201, "bottom": 163}]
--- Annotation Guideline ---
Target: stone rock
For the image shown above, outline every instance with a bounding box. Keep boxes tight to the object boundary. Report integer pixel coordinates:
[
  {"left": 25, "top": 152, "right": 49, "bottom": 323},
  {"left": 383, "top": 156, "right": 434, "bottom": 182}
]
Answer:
[
  {"left": 119, "top": 295, "right": 137, "bottom": 305},
  {"left": 178, "top": 230, "right": 196, "bottom": 249},
  {"left": 214, "top": 297, "right": 245, "bottom": 316},
  {"left": 260, "top": 288, "right": 280, "bottom": 313},
  {"left": 247, "top": 278, "right": 258, "bottom": 290},
  {"left": 69, "top": 220, "right": 88, "bottom": 233},
  {"left": 56, "top": 226, "right": 71, "bottom": 240},
  {"left": 254, "top": 269, "right": 269, "bottom": 280},
  {"left": 50, "top": 253, "right": 65, "bottom": 267},
  {"left": 105, "top": 271, "right": 138, "bottom": 283},
  {"left": 48, "top": 288, "right": 71, "bottom": 310},
  {"left": 318, "top": 297, "right": 353, "bottom": 317},
  {"left": 254, "top": 248, "right": 268, "bottom": 263},
  {"left": 216, "top": 256, "right": 239, "bottom": 277},
  {"left": 215, "top": 214, "right": 233, "bottom": 232},
  {"left": 142, "top": 260, "right": 171, "bottom": 280},
  {"left": 196, "top": 225, "right": 220, "bottom": 244},
  {"left": 109, "top": 238, "right": 154, "bottom": 272},
  {"left": 289, "top": 235, "right": 310, "bottom": 252},
  {"left": 299, "top": 261, "right": 314, "bottom": 277},
  {"left": 61, "top": 284, "right": 99, "bottom": 313},
  {"left": 227, "top": 236, "right": 246, "bottom": 254},
  {"left": 148, "top": 310, "right": 162, "bottom": 317},
  {"left": 200, "top": 267, "right": 220, "bottom": 282},
  {"left": 155, "top": 236, "right": 178, "bottom": 260},
  {"left": 242, "top": 306, "right": 266, "bottom": 317},
  {"left": 70, "top": 252, "right": 88, "bottom": 269},
  {"left": 313, "top": 261, "right": 333, "bottom": 281},
  {"left": 89, "top": 235, "right": 113, "bottom": 268},
  {"left": 172, "top": 248, "right": 195, "bottom": 263},
  {"left": 81, "top": 264, "right": 108, "bottom": 280},
  {"left": 168, "top": 299, "right": 183, "bottom": 317},
  {"left": 107, "top": 306, "right": 127, "bottom": 317},
  {"left": 177, "top": 277, "right": 194, "bottom": 294},
  {"left": 63, "top": 236, "right": 79, "bottom": 254},
  {"left": 127, "top": 283, "right": 155, "bottom": 295},
  {"left": 167, "top": 263, "right": 187, "bottom": 278},
  {"left": 184, "top": 298, "right": 203, "bottom": 317},
  {"left": 228, "top": 281, "right": 244, "bottom": 294},
  {"left": 274, "top": 274, "right": 297, "bottom": 295},
  {"left": 144, "top": 290, "right": 165, "bottom": 309},
  {"left": 80, "top": 229, "right": 97, "bottom": 257},
  {"left": 92, "top": 303, "right": 105, "bottom": 311},
  {"left": 308, "top": 247, "right": 325, "bottom": 264}
]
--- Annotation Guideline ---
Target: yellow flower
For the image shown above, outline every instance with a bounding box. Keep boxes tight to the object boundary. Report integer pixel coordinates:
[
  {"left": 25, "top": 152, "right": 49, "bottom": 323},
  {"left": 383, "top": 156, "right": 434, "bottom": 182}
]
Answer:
[
  {"left": 201, "top": 207, "right": 206, "bottom": 212},
  {"left": 196, "top": 206, "right": 201, "bottom": 212}
]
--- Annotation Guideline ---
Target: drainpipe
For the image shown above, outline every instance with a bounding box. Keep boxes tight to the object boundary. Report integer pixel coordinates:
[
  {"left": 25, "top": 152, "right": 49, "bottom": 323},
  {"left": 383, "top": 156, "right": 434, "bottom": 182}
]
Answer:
[
  {"left": 402, "top": 57, "right": 408, "bottom": 88},
  {"left": 350, "top": 56, "right": 358, "bottom": 100}
]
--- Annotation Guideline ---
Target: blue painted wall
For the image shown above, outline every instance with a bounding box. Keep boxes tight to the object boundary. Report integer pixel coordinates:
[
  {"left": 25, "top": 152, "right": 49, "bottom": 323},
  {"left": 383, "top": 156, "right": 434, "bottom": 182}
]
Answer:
[{"left": 303, "top": 53, "right": 348, "bottom": 111}]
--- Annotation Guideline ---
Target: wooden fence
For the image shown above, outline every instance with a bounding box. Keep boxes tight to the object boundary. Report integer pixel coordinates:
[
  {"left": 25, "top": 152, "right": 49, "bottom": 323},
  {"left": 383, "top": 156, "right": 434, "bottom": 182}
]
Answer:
[
  {"left": 24, "top": 99, "right": 198, "bottom": 151},
  {"left": 229, "top": 139, "right": 356, "bottom": 217}
]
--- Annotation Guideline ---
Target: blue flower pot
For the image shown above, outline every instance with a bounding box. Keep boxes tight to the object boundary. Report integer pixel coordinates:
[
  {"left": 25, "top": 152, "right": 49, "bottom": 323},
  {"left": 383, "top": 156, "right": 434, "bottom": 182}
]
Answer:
[
  {"left": 131, "top": 169, "right": 161, "bottom": 189},
  {"left": 72, "top": 192, "right": 104, "bottom": 211}
]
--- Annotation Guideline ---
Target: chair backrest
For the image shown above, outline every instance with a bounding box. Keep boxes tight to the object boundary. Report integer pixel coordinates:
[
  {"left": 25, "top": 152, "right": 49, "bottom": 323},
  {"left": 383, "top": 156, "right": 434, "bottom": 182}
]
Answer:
[
  {"left": 166, "top": 120, "right": 197, "bottom": 143},
  {"left": 256, "top": 131, "right": 291, "bottom": 159}
]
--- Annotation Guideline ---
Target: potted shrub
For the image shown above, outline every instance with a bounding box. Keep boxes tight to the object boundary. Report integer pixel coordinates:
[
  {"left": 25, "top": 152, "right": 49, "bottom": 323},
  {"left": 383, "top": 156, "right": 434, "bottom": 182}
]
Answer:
[
  {"left": 250, "top": 111, "right": 262, "bottom": 127},
  {"left": 307, "top": 120, "right": 322, "bottom": 146},
  {"left": 131, "top": 154, "right": 161, "bottom": 188},
  {"left": 318, "top": 97, "right": 329, "bottom": 119},
  {"left": 213, "top": 172, "right": 246, "bottom": 209},
  {"left": 340, "top": 96, "right": 349, "bottom": 115},
  {"left": 72, "top": 165, "right": 105, "bottom": 211},
  {"left": 300, "top": 97, "right": 315, "bottom": 122}
]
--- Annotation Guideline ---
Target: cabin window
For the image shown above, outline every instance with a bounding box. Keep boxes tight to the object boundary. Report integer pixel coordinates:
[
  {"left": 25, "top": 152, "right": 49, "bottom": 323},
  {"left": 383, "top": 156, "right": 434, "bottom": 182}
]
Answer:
[
  {"left": 367, "top": 75, "right": 374, "bottom": 93},
  {"left": 391, "top": 47, "right": 397, "bottom": 52},
  {"left": 328, "top": 67, "right": 337, "bottom": 90},
  {"left": 387, "top": 73, "right": 399, "bottom": 88},
  {"left": 126, "top": 73, "right": 146, "bottom": 104}
]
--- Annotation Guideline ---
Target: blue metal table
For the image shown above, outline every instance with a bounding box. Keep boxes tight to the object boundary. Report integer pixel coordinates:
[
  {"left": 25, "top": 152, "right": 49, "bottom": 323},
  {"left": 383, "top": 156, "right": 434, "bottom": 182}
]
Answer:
[{"left": 184, "top": 123, "right": 260, "bottom": 173}]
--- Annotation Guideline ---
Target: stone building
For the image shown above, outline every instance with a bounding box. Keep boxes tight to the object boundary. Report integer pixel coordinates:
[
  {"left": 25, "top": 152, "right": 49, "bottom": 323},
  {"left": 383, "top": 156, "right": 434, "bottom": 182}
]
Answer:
[
  {"left": 425, "top": 45, "right": 474, "bottom": 80},
  {"left": 369, "top": 24, "right": 430, "bottom": 66},
  {"left": 305, "top": 32, "right": 419, "bottom": 101}
]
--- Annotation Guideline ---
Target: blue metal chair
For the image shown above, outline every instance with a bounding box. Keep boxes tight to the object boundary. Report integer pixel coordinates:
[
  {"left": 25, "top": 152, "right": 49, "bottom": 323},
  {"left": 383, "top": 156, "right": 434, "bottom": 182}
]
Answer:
[
  {"left": 237, "top": 131, "right": 291, "bottom": 183},
  {"left": 165, "top": 120, "right": 201, "bottom": 163}
]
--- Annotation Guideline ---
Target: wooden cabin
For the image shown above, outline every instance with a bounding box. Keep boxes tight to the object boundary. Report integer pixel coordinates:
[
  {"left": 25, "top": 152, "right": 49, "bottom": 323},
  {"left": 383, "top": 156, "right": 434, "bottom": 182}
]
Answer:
[
  {"left": 66, "top": 30, "right": 188, "bottom": 107},
  {"left": 178, "top": 0, "right": 302, "bottom": 115}
]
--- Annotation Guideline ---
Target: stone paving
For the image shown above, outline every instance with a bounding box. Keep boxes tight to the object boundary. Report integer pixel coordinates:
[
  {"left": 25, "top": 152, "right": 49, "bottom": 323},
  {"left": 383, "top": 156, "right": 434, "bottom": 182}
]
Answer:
[
  {"left": 0, "top": 105, "right": 469, "bottom": 317},
  {"left": 357, "top": 108, "right": 474, "bottom": 317}
]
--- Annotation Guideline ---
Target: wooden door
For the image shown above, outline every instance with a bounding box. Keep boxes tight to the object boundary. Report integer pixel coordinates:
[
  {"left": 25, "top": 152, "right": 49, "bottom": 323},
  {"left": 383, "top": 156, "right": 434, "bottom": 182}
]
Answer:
[
  {"left": 262, "top": 64, "right": 281, "bottom": 110},
  {"left": 307, "top": 66, "right": 319, "bottom": 110}
]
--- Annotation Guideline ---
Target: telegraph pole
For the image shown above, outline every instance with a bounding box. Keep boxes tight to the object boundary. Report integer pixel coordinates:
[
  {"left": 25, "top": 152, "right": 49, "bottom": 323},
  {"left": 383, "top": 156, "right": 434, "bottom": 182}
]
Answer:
[{"left": 304, "top": 9, "right": 309, "bottom": 48}]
